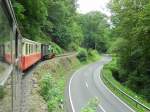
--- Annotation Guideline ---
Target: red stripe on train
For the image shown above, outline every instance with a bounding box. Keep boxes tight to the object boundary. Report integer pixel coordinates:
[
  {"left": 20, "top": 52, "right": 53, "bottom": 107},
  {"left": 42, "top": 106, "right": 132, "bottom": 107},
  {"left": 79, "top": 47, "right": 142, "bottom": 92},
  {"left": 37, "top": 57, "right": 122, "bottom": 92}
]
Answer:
[{"left": 20, "top": 53, "right": 41, "bottom": 71}]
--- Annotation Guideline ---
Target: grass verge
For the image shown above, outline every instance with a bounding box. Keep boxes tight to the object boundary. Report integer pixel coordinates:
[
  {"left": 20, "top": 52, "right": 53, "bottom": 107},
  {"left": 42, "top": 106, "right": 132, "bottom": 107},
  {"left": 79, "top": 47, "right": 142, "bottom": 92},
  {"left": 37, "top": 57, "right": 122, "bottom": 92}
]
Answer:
[
  {"left": 81, "top": 97, "right": 100, "bottom": 112},
  {"left": 101, "top": 58, "right": 150, "bottom": 112}
]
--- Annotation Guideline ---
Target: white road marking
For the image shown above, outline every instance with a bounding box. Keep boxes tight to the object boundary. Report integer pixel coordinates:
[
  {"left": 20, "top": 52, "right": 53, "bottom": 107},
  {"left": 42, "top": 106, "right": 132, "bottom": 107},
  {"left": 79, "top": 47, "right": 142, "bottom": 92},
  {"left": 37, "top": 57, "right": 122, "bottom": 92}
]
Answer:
[
  {"left": 69, "top": 71, "right": 77, "bottom": 112},
  {"left": 98, "top": 104, "right": 106, "bottom": 112},
  {"left": 85, "top": 82, "right": 89, "bottom": 88},
  {"left": 69, "top": 65, "right": 89, "bottom": 112},
  {"left": 98, "top": 66, "right": 135, "bottom": 112}
]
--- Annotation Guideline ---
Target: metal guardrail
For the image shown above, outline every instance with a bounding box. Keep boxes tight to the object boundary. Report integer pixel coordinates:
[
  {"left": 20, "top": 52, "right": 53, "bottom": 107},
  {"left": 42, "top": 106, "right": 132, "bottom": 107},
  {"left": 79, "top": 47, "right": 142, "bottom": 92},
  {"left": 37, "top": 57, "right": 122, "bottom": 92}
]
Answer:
[{"left": 101, "top": 71, "right": 150, "bottom": 112}]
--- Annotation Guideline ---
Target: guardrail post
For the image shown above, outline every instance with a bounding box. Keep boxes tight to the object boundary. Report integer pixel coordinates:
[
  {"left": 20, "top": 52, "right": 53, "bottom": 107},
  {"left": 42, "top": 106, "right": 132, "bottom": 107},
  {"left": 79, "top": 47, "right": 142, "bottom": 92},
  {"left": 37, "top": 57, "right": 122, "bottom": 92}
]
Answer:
[{"left": 135, "top": 96, "right": 138, "bottom": 108}]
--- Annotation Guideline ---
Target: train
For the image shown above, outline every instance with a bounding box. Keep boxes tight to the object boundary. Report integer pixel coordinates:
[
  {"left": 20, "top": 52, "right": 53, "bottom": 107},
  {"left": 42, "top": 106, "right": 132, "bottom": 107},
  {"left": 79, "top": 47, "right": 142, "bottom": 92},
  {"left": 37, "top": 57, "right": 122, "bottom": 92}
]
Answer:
[
  {"left": 0, "top": 34, "right": 55, "bottom": 72},
  {"left": 3, "top": 38, "right": 55, "bottom": 71},
  {"left": 21, "top": 38, "right": 55, "bottom": 71},
  {"left": 0, "top": 0, "right": 55, "bottom": 111},
  {"left": 0, "top": 6, "right": 55, "bottom": 72}
]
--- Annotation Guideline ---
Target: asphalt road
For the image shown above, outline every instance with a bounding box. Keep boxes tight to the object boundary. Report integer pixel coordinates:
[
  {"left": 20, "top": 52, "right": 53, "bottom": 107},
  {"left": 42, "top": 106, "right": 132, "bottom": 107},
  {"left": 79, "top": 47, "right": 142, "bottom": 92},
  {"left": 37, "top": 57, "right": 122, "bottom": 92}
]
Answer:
[{"left": 66, "top": 56, "right": 135, "bottom": 112}]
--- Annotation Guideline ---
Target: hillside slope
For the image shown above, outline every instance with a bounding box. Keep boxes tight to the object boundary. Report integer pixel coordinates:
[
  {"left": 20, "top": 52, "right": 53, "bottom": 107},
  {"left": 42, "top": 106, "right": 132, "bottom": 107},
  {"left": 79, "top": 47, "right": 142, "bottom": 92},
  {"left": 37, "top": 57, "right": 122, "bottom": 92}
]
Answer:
[{"left": 28, "top": 54, "right": 79, "bottom": 112}]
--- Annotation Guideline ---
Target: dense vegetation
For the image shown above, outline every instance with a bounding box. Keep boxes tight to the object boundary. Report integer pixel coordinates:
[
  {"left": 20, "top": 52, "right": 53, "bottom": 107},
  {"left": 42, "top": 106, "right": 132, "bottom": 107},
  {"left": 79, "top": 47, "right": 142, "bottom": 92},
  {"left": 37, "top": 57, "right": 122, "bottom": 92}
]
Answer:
[
  {"left": 109, "top": 0, "right": 150, "bottom": 102},
  {"left": 102, "top": 58, "right": 150, "bottom": 111},
  {"left": 11, "top": 0, "right": 110, "bottom": 53},
  {"left": 76, "top": 12, "right": 110, "bottom": 53}
]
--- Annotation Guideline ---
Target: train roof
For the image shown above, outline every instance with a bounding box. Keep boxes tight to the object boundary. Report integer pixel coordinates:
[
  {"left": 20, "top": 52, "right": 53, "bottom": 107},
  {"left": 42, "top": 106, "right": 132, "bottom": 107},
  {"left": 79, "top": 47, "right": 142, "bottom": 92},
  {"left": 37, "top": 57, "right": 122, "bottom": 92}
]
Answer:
[{"left": 22, "top": 38, "right": 41, "bottom": 45}]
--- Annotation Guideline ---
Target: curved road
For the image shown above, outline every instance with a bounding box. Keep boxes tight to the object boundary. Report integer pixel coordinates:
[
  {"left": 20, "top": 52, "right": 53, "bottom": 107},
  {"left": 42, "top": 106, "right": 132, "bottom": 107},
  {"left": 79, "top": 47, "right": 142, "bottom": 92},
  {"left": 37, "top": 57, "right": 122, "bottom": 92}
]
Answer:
[{"left": 65, "top": 56, "right": 135, "bottom": 112}]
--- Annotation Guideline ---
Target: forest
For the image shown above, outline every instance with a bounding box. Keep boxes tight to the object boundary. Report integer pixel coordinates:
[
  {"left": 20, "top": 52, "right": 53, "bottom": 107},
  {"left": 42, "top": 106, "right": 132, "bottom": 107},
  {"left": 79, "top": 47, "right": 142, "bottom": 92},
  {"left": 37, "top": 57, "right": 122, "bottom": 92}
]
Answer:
[
  {"left": 109, "top": 0, "right": 150, "bottom": 102},
  {"left": 11, "top": 0, "right": 150, "bottom": 105},
  {"left": 11, "top": 0, "right": 110, "bottom": 53}
]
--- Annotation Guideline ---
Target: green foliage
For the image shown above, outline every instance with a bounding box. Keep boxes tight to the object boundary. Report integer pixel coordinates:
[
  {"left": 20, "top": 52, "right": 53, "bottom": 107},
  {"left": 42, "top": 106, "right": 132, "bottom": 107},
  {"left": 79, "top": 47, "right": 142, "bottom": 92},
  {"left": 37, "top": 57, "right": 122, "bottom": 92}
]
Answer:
[
  {"left": 40, "top": 74, "right": 54, "bottom": 101},
  {"left": 108, "top": 38, "right": 127, "bottom": 54},
  {"left": 88, "top": 49, "right": 101, "bottom": 61},
  {"left": 68, "top": 42, "right": 80, "bottom": 51},
  {"left": 40, "top": 74, "right": 64, "bottom": 112},
  {"left": 12, "top": 0, "right": 111, "bottom": 53},
  {"left": 77, "top": 12, "right": 110, "bottom": 53},
  {"left": 102, "top": 57, "right": 150, "bottom": 111},
  {"left": 81, "top": 97, "right": 100, "bottom": 112},
  {"left": 12, "top": 0, "right": 49, "bottom": 40},
  {"left": 50, "top": 42, "right": 63, "bottom": 55},
  {"left": 104, "top": 57, "right": 123, "bottom": 82},
  {"left": 12, "top": 0, "right": 80, "bottom": 49},
  {"left": 77, "top": 48, "right": 88, "bottom": 62},
  {"left": 45, "top": 0, "right": 83, "bottom": 50},
  {"left": 109, "top": 0, "right": 150, "bottom": 101},
  {"left": 12, "top": 2, "right": 25, "bottom": 21},
  {"left": 77, "top": 48, "right": 101, "bottom": 62}
]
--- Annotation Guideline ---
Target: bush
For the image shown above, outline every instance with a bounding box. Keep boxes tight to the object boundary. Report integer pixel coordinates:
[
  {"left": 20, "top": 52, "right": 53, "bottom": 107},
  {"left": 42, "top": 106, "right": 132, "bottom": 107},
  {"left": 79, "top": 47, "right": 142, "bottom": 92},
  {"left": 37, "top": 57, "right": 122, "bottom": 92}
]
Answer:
[
  {"left": 88, "top": 49, "right": 100, "bottom": 61},
  {"left": 40, "top": 74, "right": 64, "bottom": 112},
  {"left": 77, "top": 48, "right": 88, "bottom": 62},
  {"left": 68, "top": 43, "right": 79, "bottom": 51},
  {"left": 81, "top": 97, "right": 100, "bottom": 112},
  {"left": 40, "top": 74, "right": 54, "bottom": 100},
  {"left": 104, "top": 57, "right": 124, "bottom": 83},
  {"left": 50, "top": 42, "right": 63, "bottom": 55}
]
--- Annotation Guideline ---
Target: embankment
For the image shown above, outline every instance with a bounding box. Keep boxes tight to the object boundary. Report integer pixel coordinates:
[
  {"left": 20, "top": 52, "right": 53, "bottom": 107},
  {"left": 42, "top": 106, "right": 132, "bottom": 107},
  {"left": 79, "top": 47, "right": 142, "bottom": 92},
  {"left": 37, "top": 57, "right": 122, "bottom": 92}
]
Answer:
[{"left": 29, "top": 54, "right": 80, "bottom": 112}]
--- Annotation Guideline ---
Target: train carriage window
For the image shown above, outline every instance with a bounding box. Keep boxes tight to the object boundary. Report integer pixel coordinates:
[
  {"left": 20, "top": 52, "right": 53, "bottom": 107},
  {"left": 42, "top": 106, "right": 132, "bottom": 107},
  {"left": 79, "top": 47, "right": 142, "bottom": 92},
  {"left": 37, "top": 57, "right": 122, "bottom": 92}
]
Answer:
[
  {"left": 32, "top": 45, "right": 34, "bottom": 53},
  {"left": 29, "top": 44, "right": 31, "bottom": 54},
  {"left": 15, "top": 31, "right": 18, "bottom": 58},
  {"left": 26, "top": 44, "right": 27, "bottom": 55},
  {"left": 36, "top": 45, "right": 38, "bottom": 53},
  {"left": 30, "top": 44, "right": 32, "bottom": 54},
  {"left": 37, "top": 44, "right": 40, "bottom": 52},
  {"left": 35, "top": 45, "right": 37, "bottom": 53},
  {"left": 28, "top": 44, "right": 30, "bottom": 54},
  {"left": 31, "top": 44, "right": 33, "bottom": 54},
  {"left": 33, "top": 45, "right": 34, "bottom": 53},
  {"left": 33, "top": 45, "right": 35, "bottom": 53},
  {"left": 30, "top": 44, "right": 31, "bottom": 54},
  {"left": 31, "top": 44, "right": 32, "bottom": 54},
  {"left": 37, "top": 45, "right": 40, "bottom": 52}
]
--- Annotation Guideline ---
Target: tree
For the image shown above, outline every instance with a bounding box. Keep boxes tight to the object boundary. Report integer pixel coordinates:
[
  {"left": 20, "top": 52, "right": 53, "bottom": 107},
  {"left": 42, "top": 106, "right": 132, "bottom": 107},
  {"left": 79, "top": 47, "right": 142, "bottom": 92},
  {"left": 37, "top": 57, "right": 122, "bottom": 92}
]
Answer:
[
  {"left": 77, "top": 12, "right": 110, "bottom": 53},
  {"left": 109, "top": 0, "right": 150, "bottom": 101}
]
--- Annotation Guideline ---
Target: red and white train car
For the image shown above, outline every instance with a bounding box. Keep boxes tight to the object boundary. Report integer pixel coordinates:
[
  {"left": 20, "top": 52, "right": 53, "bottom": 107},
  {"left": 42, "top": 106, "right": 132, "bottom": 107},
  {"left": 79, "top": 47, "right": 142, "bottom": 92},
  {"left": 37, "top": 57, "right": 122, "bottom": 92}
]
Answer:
[{"left": 20, "top": 38, "right": 41, "bottom": 71}]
